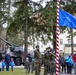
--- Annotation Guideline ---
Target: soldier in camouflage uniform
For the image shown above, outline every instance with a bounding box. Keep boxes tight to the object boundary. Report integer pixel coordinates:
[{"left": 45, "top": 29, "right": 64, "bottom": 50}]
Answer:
[
  {"left": 43, "top": 47, "right": 56, "bottom": 75},
  {"left": 34, "top": 45, "right": 42, "bottom": 75}
]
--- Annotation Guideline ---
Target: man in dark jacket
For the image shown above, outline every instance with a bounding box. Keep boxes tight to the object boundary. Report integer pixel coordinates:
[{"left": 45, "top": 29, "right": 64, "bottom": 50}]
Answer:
[
  {"left": 26, "top": 52, "right": 32, "bottom": 63},
  {"left": 4, "top": 52, "right": 11, "bottom": 71}
]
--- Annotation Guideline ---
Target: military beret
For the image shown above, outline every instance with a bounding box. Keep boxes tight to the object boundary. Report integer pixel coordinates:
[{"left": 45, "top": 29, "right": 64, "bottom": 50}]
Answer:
[
  {"left": 46, "top": 47, "right": 50, "bottom": 49},
  {"left": 36, "top": 45, "right": 39, "bottom": 48}
]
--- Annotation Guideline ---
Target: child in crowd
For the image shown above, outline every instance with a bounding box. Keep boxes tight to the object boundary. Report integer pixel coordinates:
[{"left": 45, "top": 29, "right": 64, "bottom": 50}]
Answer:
[
  {"left": 0, "top": 61, "right": 2, "bottom": 71},
  {"left": 2, "top": 59, "right": 5, "bottom": 71},
  {"left": 31, "top": 57, "right": 35, "bottom": 73},
  {"left": 10, "top": 58, "right": 15, "bottom": 71},
  {"left": 25, "top": 57, "right": 30, "bottom": 74}
]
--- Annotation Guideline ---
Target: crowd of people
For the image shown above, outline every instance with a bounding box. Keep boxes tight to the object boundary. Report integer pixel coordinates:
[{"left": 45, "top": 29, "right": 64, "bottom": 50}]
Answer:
[
  {"left": 24, "top": 47, "right": 36, "bottom": 74},
  {"left": 25, "top": 46, "right": 76, "bottom": 75},
  {"left": 59, "top": 52, "right": 76, "bottom": 74},
  {"left": 1, "top": 45, "right": 76, "bottom": 75},
  {"left": 0, "top": 52, "right": 15, "bottom": 71},
  {"left": 24, "top": 45, "right": 56, "bottom": 75}
]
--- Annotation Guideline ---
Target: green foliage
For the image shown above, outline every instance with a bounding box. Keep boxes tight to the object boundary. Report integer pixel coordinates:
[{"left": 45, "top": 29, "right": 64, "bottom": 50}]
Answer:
[
  {"left": 0, "top": 0, "right": 8, "bottom": 38},
  {"left": 7, "top": 0, "right": 42, "bottom": 35},
  {"left": 35, "top": 1, "right": 57, "bottom": 44},
  {"left": 6, "top": 0, "right": 76, "bottom": 46},
  {"left": 0, "top": 0, "right": 8, "bottom": 25},
  {"left": 63, "top": 0, "right": 76, "bottom": 14},
  {"left": 9, "top": 32, "right": 24, "bottom": 46},
  {"left": 6, "top": 0, "right": 43, "bottom": 45}
]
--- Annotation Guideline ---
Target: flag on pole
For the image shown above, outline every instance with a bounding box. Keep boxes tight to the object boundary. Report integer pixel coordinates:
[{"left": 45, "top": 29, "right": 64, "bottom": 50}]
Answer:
[{"left": 59, "top": 9, "right": 76, "bottom": 29}]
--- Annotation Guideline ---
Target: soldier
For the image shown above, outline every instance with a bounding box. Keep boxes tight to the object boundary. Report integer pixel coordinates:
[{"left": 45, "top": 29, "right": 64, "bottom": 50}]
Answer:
[
  {"left": 43, "top": 47, "right": 56, "bottom": 75},
  {"left": 34, "top": 45, "right": 42, "bottom": 75}
]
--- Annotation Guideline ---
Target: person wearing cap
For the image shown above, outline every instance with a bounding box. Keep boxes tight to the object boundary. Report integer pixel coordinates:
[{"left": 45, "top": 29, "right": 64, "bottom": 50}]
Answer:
[
  {"left": 34, "top": 45, "right": 42, "bottom": 75},
  {"left": 43, "top": 47, "right": 56, "bottom": 75}
]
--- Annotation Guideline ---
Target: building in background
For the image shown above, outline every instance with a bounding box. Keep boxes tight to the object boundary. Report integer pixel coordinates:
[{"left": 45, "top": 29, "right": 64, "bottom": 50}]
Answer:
[{"left": 32, "top": 29, "right": 76, "bottom": 54}]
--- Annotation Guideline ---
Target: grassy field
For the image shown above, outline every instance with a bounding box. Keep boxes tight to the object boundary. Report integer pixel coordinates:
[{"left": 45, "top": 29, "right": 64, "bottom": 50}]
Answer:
[{"left": 0, "top": 68, "right": 44, "bottom": 75}]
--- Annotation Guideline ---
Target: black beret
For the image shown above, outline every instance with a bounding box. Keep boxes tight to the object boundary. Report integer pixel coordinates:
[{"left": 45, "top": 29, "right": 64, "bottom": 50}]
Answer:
[{"left": 36, "top": 45, "right": 39, "bottom": 48}]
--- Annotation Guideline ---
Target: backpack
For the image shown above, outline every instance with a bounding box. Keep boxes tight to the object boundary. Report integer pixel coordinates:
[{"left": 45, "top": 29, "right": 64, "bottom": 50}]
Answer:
[{"left": 68, "top": 58, "right": 73, "bottom": 66}]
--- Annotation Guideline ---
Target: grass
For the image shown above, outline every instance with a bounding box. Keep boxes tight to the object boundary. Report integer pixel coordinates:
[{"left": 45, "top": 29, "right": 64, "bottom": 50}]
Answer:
[{"left": 0, "top": 68, "right": 44, "bottom": 75}]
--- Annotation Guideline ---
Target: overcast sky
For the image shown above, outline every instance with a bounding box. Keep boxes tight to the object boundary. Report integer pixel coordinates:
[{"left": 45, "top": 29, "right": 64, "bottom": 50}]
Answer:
[{"left": 32, "top": 0, "right": 50, "bottom": 7}]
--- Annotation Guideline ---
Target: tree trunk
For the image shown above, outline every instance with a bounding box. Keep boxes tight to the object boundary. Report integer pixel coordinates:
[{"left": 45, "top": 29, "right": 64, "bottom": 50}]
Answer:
[
  {"left": 24, "top": 17, "right": 28, "bottom": 59},
  {"left": 53, "top": 25, "right": 56, "bottom": 53},
  {"left": 0, "top": 28, "right": 1, "bottom": 48},
  {"left": 6, "top": 0, "right": 11, "bottom": 44},
  {"left": 24, "top": 0, "right": 28, "bottom": 65},
  {"left": 8, "top": 0, "right": 10, "bottom": 16},
  {"left": 71, "top": 28, "right": 73, "bottom": 55}
]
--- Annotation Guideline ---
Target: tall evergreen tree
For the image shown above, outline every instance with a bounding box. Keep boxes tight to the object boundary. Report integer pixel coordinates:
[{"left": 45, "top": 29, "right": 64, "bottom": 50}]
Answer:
[
  {"left": 0, "top": 0, "right": 8, "bottom": 48},
  {"left": 6, "top": 0, "right": 43, "bottom": 63}
]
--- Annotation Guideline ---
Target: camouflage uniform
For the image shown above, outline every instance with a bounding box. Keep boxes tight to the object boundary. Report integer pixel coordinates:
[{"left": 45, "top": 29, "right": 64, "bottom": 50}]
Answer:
[
  {"left": 43, "top": 49, "right": 56, "bottom": 75},
  {"left": 50, "top": 52, "right": 56, "bottom": 75},
  {"left": 34, "top": 50, "right": 42, "bottom": 75}
]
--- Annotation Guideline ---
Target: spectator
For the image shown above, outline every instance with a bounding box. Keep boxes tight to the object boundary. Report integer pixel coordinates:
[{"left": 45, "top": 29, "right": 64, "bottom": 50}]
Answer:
[
  {"left": 31, "top": 57, "right": 35, "bottom": 73},
  {"left": 61, "top": 53, "right": 66, "bottom": 73},
  {"left": 72, "top": 54, "right": 76, "bottom": 74},
  {"left": 2, "top": 59, "right": 5, "bottom": 71},
  {"left": 25, "top": 57, "right": 30, "bottom": 74},
  {"left": 26, "top": 52, "right": 32, "bottom": 63},
  {"left": 65, "top": 55, "right": 69, "bottom": 73},
  {"left": 26, "top": 52, "right": 32, "bottom": 72},
  {"left": 10, "top": 58, "right": 15, "bottom": 71},
  {"left": 0, "top": 61, "right": 2, "bottom": 71},
  {"left": 59, "top": 54, "right": 61, "bottom": 73},
  {"left": 67, "top": 56, "right": 73, "bottom": 74},
  {"left": 4, "top": 52, "right": 11, "bottom": 71}
]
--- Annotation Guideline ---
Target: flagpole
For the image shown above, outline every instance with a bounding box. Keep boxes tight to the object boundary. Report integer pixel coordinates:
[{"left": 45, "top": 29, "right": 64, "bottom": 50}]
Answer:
[{"left": 56, "top": 0, "right": 60, "bottom": 75}]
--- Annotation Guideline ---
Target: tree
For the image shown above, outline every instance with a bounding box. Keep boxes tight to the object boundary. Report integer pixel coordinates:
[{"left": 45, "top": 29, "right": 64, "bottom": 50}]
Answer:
[
  {"left": 0, "top": 0, "right": 8, "bottom": 49},
  {"left": 6, "top": 0, "right": 44, "bottom": 66},
  {"left": 34, "top": 0, "right": 76, "bottom": 51},
  {"left": 7, "top": 0, "right": 76, "bottom": 52},
  {"left": 33, "top": 0, "right": 58, "bottom": 50}
]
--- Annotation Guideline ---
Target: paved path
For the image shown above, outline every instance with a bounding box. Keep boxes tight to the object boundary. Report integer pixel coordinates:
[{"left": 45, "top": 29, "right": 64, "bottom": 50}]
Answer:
[
  {"left": 46, "top": 69, "right": 75, "bottom": 75},
  {"left": 14, "top": 65, "right": 24, "bottom": 68},
  {"left": 59, "top": 73, "right": 76, "bottom": 75},
  {"left": 59, "top": 69, "right": 75, "bottom": 75}
]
